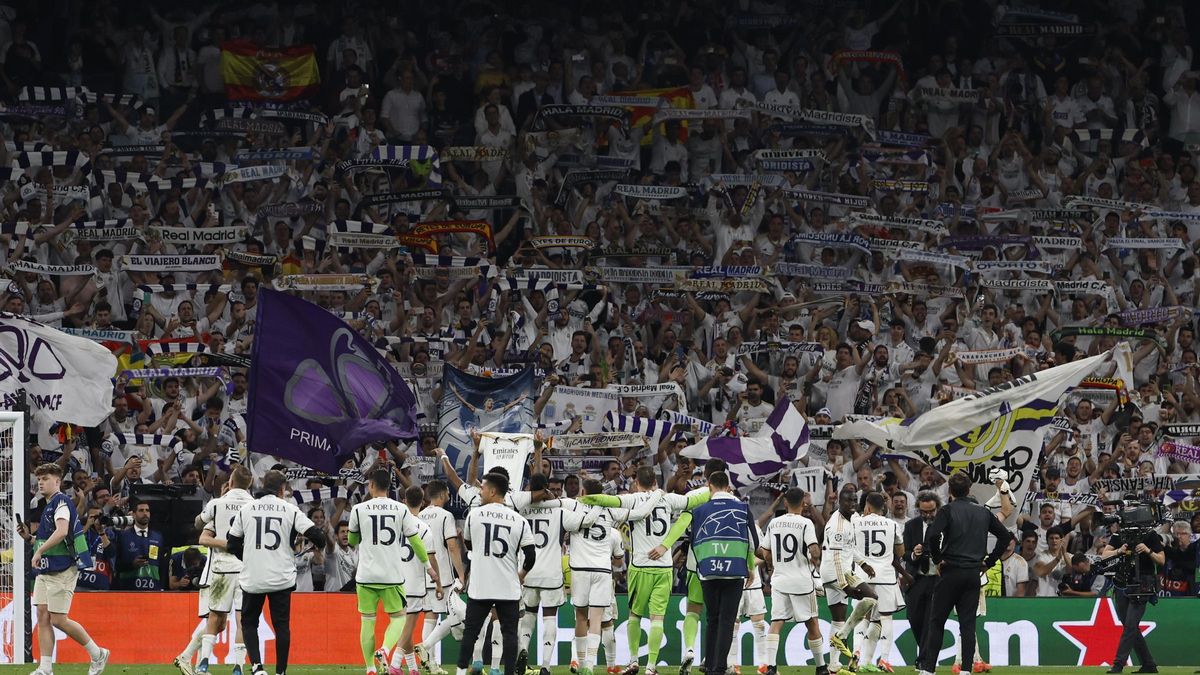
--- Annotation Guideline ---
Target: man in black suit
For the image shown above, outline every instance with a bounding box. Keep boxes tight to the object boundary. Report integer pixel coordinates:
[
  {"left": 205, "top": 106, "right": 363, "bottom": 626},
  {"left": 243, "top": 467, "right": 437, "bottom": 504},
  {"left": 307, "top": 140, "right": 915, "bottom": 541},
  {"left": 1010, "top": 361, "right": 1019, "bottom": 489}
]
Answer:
[
  {"left": 903, "top": 492, "right": 941, "bottom": 662},
  {"left": 516, "top": 70, "right": 556, "bottom": 130}
]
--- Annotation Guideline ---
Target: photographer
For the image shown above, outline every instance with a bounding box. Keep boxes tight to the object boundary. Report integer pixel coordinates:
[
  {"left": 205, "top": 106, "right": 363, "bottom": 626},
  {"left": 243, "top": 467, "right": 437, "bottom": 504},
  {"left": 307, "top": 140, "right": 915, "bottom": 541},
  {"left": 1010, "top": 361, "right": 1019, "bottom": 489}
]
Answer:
[
  {"left": 168, "top": 546, "right": 207, "bottom": 591},
  {"left": 111, "top": 500, "right": 167, "bottom": 591},
  {"left": 1100, "top": 516, "right": 1166, "bottom": 673},
  {"left": 77, "top": 506, "right": 114, "bottom": 591}
]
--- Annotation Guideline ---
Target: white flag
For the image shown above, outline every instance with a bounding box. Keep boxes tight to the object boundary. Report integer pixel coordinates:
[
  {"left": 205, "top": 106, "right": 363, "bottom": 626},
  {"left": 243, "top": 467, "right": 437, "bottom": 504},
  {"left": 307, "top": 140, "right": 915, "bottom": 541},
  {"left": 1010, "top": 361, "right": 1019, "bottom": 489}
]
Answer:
[
  {"left": 0, "top": 313, "right": 118, "bottom": 425},
  {"left": 834, "top": 345, "right": 1126, "bottom": 451}
]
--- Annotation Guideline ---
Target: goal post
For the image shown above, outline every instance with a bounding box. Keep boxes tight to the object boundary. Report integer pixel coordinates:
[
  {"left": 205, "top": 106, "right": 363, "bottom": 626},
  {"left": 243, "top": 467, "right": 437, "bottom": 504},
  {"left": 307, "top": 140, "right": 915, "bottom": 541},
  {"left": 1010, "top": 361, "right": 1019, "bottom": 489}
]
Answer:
[{"left": 0, "top": 410, "right": 26, "bottom": 665}]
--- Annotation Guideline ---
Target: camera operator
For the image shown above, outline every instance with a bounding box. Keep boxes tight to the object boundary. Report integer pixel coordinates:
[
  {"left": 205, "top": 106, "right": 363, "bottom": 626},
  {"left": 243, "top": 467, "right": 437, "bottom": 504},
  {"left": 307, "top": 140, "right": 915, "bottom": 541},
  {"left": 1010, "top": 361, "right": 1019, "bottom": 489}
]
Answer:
[
  {"left": 77, "top": 506, "right": 114, "bottom": 590},
  {"left": 111, "top": 500, "right": 167, "bottom": 591},
  {"left": 1099, "top": 515, "right": 1165, "bottom": 674},
  {"left": 168, "top": 546, "right": 207, "bottom": 591}
]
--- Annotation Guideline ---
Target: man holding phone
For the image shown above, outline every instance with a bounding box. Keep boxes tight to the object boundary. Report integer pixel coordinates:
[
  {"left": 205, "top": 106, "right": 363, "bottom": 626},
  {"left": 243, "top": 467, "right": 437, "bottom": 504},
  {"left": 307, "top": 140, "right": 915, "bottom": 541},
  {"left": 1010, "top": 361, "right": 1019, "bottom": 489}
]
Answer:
[{"left": 20, "top": 463, "right": 110, "bottom": 675}]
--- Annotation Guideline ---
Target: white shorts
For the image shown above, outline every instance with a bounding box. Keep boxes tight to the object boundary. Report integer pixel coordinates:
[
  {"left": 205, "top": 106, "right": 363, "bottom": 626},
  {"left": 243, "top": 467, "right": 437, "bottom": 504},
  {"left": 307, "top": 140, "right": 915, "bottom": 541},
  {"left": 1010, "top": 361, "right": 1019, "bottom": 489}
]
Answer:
[
  {"left": 426, "top": 586, "right": 450, "bottom": 614},
  {"left": 521, "top": 586, "right": 566, "bottom": 610},
  {"left": 739, "top": 588, "right": 766, "bottom": 618},
  {"left": 32, "top": 568, "right": 78, "bottom": 614},
  {"left": 822, "top": 581, "right": 847, "bottom": 606},
  {"left": 603, "top": 595, "right": 617, "bottom": 623},
  {"left": 199, "top": 573, "right": 242, "bottom": 616},
  {"left": 770, "top": 589, "right": 818, "bottom": 623},
  {"left": 871, "top": 583, "right": 905, "bottom": 615},
  {"left": 570, "top": 571, "right": 614, "bottom": 608},
  {"left": 406, "top": 593, "right": 427, "bottom": 615}
]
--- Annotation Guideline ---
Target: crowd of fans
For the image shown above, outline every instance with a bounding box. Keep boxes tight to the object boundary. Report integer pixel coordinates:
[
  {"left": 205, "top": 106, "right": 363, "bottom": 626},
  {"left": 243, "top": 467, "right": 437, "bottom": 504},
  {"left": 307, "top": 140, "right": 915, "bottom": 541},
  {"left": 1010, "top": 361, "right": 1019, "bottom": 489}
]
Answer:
[{"left": 3, "top": 0, "right": 1200, "bottom": 597}]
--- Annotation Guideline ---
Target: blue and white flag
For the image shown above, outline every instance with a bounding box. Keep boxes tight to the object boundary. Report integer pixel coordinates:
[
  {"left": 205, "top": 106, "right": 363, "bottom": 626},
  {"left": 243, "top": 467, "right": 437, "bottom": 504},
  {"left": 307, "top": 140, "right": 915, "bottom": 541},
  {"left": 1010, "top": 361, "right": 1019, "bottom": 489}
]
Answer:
[
  {"left": 679, "top": 397, "right": 809, "bottom": 488},
  {"left": 371, "top": 145, "right": 443, "bottom": 187},
  {"left": 603, "top": 411, "right": 673, "bottom": 442}
]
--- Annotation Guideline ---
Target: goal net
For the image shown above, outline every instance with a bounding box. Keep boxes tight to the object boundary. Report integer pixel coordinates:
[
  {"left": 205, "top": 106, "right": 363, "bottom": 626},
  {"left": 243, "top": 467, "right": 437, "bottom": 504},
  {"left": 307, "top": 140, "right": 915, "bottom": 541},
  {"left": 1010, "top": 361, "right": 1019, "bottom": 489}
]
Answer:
[{"left": 0, "top": 411, "right": 26, "bottom": 665}]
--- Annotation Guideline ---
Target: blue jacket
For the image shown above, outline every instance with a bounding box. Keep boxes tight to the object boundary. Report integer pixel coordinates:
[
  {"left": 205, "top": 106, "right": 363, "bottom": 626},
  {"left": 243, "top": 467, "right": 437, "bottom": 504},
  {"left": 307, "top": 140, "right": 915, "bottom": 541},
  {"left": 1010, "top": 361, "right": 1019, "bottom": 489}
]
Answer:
[{"left": 689, "top": 493, "right": 758, "bottom": 580}]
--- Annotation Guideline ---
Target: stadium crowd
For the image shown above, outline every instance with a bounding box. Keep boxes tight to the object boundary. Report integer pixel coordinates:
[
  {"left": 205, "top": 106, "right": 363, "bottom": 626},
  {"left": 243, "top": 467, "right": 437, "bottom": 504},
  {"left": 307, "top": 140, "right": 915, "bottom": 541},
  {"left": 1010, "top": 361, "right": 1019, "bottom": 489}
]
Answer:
[{"left": 2, "top": 0, "right": 1200, "bottom": 608}]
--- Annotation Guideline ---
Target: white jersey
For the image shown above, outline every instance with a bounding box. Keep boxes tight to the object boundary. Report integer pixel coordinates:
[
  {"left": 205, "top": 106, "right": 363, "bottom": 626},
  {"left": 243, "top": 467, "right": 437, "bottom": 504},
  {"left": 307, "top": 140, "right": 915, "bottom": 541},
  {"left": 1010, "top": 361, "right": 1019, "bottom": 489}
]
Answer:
[
  {"left": 458, "top": 483, "right": 534, "bottom": 512},
  {"left": 464, "top": 502, "right": 534, "bottom": 601},
  {"left": 567, "top": 506, "right": 623, "bottom": 574},
  {"left": 400, "top": 518, "right": 434, "bottom": 595},
  {"left": 520, "top": 500, "right": 591, "bottom": 589},
  {"left": 850, "top": 513, "right": 902, "bottom": 584},
  {"left": 820, "top": 510, "right": 862, "bottom": 582},
  {"left": 198, "top": 487, "right": 253, "bottom": 582},
  {"left": 764, "top": 513, "right": 819, "bottom": 594},
  {"left": 347, "top": 497, "right": 424, "bottom": 585},
  {"left": 229, "top": 494, "right": 317, "bottom": 594},
  {"left": 611, "top": 491, "right": 689, "bottom": 568},
  {"left": 419, "top": 505, "right": 458, "bottom": 589}
]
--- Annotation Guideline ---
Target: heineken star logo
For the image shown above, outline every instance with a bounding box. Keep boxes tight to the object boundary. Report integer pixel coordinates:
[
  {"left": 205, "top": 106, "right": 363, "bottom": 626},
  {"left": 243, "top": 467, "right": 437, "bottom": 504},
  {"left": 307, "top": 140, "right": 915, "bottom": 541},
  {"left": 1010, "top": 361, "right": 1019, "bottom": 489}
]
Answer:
[{"left": 1052, "top": 598, "right": 1154, "bottom": 666}]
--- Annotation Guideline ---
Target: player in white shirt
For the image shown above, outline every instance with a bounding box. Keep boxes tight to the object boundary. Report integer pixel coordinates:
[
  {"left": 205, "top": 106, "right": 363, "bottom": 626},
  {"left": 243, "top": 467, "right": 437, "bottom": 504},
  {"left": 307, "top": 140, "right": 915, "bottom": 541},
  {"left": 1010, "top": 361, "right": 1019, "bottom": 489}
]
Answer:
[
  {"left": 759, "top": 488, "right": 824, "bottom": 675},
  {"left": 459, "top": 472, "right": 537, "bottom": 675},
  {"left": 566, "top": 479, "right": 632, "bottom": 675},
  {"left": 416, "top": 481, "right": 467, "bottom": 675},
  {"left": 516, "top": 474, "right": 598, "bottom": 675},
  {"left": 187, "top": 466, "right": 254, "bottom": 675},
  {"left": 734, "top": 519, "right": 770, "bottom": 675},
  {"left": 820, "top": 486, "right": 878, "bottom": 671},
  {"left": 228, "top": 470, "right": 328, "bottom": 675},
  {"left": 849, "top": 492, "right": 905, "bottom": 673},
  {"left": 580, "top": 467, "right": 689, "bottom": 675},
  {"left": 390, "top": 485, "right": 445, "bottom": 675},
  {"left": 349, "top": 471, "right": 440, "bottom": 675}
]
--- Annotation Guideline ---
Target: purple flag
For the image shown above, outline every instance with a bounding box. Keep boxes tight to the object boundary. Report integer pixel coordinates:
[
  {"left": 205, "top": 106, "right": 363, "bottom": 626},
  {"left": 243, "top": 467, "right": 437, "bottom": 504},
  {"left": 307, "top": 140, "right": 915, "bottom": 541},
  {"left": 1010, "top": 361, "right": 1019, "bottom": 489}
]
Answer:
[{"left": 248, "top": 289, "right": 418, "bottom": 472}]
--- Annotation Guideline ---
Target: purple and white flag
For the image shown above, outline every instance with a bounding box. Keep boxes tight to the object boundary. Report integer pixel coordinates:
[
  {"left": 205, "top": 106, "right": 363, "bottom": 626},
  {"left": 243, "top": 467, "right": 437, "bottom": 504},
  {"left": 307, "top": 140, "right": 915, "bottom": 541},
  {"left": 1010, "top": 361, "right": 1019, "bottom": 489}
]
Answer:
[
  {"left": 680, "top": 397, "right": 810, "bottom": 487},
  {"left": 603, "top": 411, "right": 673, "bottom": 442}
]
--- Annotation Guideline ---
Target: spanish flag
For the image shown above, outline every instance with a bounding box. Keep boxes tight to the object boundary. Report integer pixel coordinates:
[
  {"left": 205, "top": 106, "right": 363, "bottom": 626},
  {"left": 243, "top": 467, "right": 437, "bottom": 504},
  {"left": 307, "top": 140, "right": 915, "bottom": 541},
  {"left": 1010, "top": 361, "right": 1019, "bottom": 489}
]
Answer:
[
  {"left": 220, "top": 40, "right": 320, "bottom": 101},
  {"left": 621, "top": 86, "right": 694, "bottom": 145}
]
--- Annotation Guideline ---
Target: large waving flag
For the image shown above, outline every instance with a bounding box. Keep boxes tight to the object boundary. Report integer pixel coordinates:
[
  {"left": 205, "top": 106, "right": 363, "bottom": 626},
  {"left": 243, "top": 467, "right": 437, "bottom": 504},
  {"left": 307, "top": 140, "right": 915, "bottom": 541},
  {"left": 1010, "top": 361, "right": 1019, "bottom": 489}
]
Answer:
[
  {"left": 247, "top": 289, "right": 418, "bottom": 472},
  {"left": 220, "top": 40, "right": 320, "bottom": 101},
  {"left": 0, "top": 313, "right": 118, "bottom": 426},
  {"left": 834, "top": 344, "right": 1130, "bottom": 507},
  {"left": 681, "top": 397, "right": 809, "bottom": 487}
]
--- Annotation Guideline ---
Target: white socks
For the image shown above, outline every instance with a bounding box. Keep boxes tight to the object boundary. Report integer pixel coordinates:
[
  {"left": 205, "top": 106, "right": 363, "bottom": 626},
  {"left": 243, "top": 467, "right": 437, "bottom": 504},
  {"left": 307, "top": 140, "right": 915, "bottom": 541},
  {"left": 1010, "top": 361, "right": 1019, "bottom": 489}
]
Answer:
[
  {"left": 876, "top": 616, "right": 894, "bottom": 664},
  {"left": 766, "top": 634, "right": 780, "bottom": 667},
  {"left": 808, "top": 638, "right": 825, "bottom": 667},
  {"left": 181, "top": 624, "right": 205, "bottom": 659},
  {"left": 841, "top": 598, "right": 877, "bottom": 637},
  {"left": 40, "top": 656, "right": 52, "bottom": 671},
  {"left": 575, "top": 635, "right": 588, "bottom": 665},
  {"left": 601, "top": 626, "right": 616, "bottom": 667},
  {"left": 199, "top": 634, "right": 216, "bottom": 663},
  {"left": 84, "top": 640, "right": 103, "bottom": 660},
  {"left": 751, "top": 620, "right": 767, "bottom": 666},
  {"left": 859, "top": 621, "right": 882, "bottom": 665},
  {"left": 585, "top": 633, "right": 600, "bottom": 669},
  {"left": 828, "top": 621, "right": 845, "bottom": 667},
  {"left": 519, "top": 613, "right": 537, "bottom": 656},
  {"left": 541, "top": 615, "right": 557, "bottom": 668}
]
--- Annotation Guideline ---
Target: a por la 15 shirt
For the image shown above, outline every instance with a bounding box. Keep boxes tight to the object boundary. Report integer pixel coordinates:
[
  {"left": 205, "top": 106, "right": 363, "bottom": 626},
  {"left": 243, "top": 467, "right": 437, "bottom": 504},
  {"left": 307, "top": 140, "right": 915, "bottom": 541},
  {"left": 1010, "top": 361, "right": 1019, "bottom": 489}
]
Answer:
[
  {"left": 348, "top": 497, "right": 424, "bottom": 586},
  {"left": 463, "top": 502, "right": 534, "bottom": 601},
  {"left": 229, "top": 493, "right": 317, "bottom": 594}
]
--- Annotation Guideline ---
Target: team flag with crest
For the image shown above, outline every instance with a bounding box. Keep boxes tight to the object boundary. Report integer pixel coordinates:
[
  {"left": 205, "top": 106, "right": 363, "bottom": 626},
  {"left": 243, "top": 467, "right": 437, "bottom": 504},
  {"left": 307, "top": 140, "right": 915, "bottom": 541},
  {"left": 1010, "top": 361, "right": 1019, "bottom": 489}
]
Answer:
[{"left": 221, "top": 40, "right": 320, "bottom": 101}]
